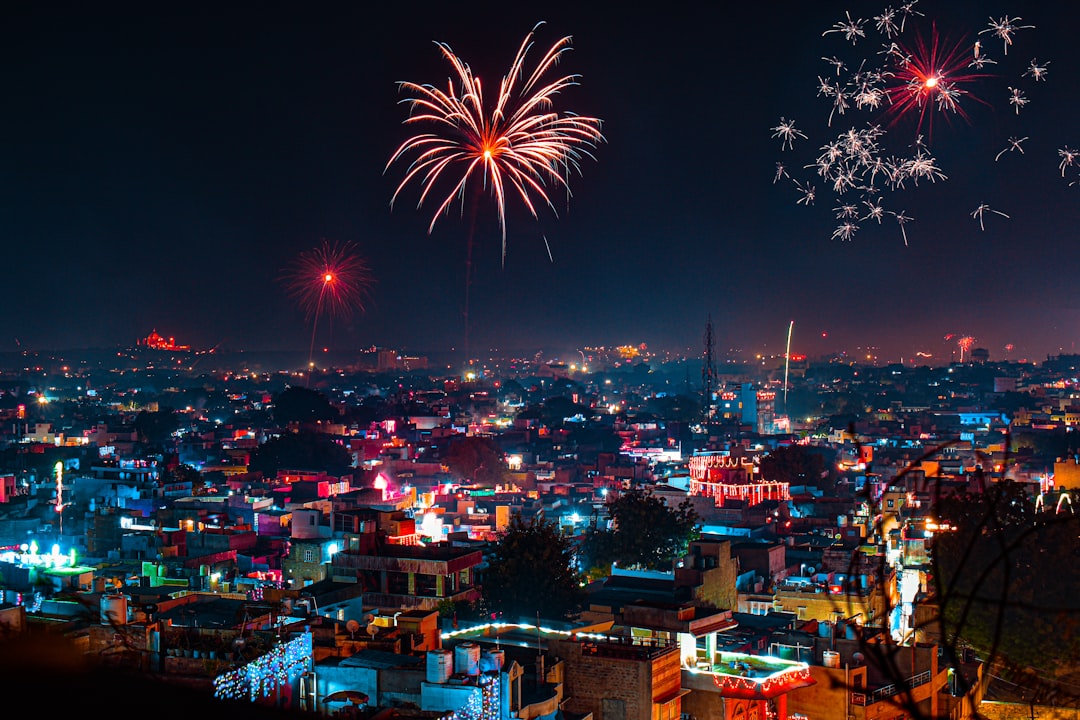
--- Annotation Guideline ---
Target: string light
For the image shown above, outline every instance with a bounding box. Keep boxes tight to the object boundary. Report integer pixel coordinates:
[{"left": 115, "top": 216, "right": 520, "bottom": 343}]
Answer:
[{"left": 213, "top": 633, "right": 313, "bottom": 702}]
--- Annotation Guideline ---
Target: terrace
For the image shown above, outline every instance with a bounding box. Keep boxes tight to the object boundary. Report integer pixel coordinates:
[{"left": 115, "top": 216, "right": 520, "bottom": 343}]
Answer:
[{"left": 682, "top": 651, "right": 816, "bottom": 699}]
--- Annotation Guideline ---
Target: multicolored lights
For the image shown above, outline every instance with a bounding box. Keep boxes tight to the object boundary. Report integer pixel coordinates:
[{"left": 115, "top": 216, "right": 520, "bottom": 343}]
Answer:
[{"left": 213, "top": 633, "right": 313, "bottom": 702}]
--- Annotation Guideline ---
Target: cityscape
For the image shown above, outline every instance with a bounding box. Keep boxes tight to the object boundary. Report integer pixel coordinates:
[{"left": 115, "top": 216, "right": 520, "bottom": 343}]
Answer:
[
  {"left": 1, "top": 331, "right": 1078, "bottom": 720},
  {"left": 3, "top": 1, "right": 1080, "bottom": 719}
]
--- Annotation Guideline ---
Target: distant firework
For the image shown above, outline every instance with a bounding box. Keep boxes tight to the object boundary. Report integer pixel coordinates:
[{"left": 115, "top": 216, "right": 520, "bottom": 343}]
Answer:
[
  {"left": 772, "top": 1, "right": 1051, "bottom": 245},
  {"left": 280, "top": 239, "right": 373, "bottom": 370},
  {"left": 281, "top": 239, "right": 373, "bottom": 322},
  {"left": 386, "top": 20, "right": 605, "bottom": 264}
]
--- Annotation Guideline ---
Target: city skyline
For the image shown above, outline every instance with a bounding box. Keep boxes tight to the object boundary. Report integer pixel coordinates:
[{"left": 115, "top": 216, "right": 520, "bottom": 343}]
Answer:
[{"left": 3, "top": 1, "right": 1079, "bottom": 366}]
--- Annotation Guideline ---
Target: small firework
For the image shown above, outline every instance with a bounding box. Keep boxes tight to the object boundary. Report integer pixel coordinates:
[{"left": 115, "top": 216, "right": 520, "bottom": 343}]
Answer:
[
  {"left": 280, "top": 239, "right": 374, "bottom": 369},
  {"left": 281, "top": 239, "right": 373, "bottom": 322},
  {"left": 971, "top": 203, "right": 1009, "bottom": 231}
]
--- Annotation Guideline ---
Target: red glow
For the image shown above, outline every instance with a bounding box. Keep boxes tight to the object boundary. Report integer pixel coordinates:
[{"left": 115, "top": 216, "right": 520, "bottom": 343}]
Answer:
[
  {"left": 280, "top": 239, "right": 373, "bottom": 322},
  {"left": 882, "top": 23, "right": 994, "bottom": 140}
]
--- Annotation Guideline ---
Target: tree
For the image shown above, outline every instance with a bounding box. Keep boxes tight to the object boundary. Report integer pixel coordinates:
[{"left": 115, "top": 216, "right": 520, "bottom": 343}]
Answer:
[
  {"left": 134, "top": 408, "right": 179, "bottom": 448},
  {"left": 932, "top": 479, "right": 1080, "bottom": 677},
  {"left": 481, "top": 512, "right": 585, "bottom": 621},
  {"left": 271, "top": 386, "right": 339, "bottom": 426},
  {"left": 247, "top": 431, "right": 352, "bottom": 478},
  {"left": 443, "top": 436, "right": 509, "bottom": 485},
  {"left": 759, "top": 444, "right": 836, "bottom": 491},
  {"left": 581, "top": 485, "right": 700, "bottom": 573},
  {"left": 643, "top": 393, "right": 702, "bottom": 425}
]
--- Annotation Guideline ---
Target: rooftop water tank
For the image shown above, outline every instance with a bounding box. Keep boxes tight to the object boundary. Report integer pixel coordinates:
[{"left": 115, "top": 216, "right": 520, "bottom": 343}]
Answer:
[
  {"left": 100, "top": 593, "right": 128, "bottom": 626},
  {"left": 480, "top": 648, "right": 505, "bottom": 673},
  {"left": 427, "top": 649, "right": 454, "bottom": 684},
  {"left": 823, "top": 650, "right": 841, "bottom": 668},
  {"left": 455, "top": 641, "right": 481, "bottom": 676}
]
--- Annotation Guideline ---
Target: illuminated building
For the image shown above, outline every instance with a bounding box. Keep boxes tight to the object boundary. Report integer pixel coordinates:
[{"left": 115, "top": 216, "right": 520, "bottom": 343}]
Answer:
[
  {"left": 688, "top": 453, "right": 791, "bottom": 508},
  {"left": 138, "top": 329, "right": 191, "bottom": 351}
]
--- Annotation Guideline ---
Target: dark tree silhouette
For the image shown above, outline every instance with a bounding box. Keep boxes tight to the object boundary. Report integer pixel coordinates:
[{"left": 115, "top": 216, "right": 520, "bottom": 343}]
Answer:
[
  {"left": 581, "top": 485, "right": 700, "bottom": 573},
  {"left": 134, "top": 407, "right": 179, "bottom": 448},
  {"left": 759, "top": 444, "right": 837, "bottom": 492},
  {"left": 934, "top": 479, "right": 1080, "bottom": 676},
  {"left": 247, "top": 431, "right": 352, "bottom": 478},
  {"left": 271, "top": 386, "right": 339, "bottom": 426},
  {"left": 443, "top": 436, "right": 509, "bottom": 486},
  {"left": 482, "top": 512, "right": 585, "bottom": 621}
]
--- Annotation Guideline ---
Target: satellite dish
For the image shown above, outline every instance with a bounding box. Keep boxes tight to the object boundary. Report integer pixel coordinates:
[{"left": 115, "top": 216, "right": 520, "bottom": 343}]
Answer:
[
  {"left": 852, "top": 652, "right": 865, "bottom": 665},
  {"left": 346, "top": 619, "right": 360, "bottom": 639},
  {"left": 806, "top": 566, "right": 816, "bottom": 575},
  {"left": 366, "top": 623, "right": 379, "bottom": 639}
]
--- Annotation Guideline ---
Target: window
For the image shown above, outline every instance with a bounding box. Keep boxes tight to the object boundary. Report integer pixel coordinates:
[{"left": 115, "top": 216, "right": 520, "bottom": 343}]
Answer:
[{"left": 797, "top": 606, "right": 807, "bottom": 620}]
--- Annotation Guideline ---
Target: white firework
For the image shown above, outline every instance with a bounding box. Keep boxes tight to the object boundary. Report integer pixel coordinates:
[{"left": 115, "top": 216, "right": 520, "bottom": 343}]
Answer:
[
  {"left": 897, "top": 1, "right": 924, "bottom": 32},
  {"left": 890, "top": 210, "right": 913, "bottom": 246},
  {"left": 834, "top": 203, "right": 860, "bottom": 219},
  {"left": 971, "top": 203, "right": 1010, "bottom": 231},
  {"left": 1059, "top": 147, "right": 1079, "bottom": 177},
  {"left": 1007, "top": 87, "right": 1029, "bottom": 114},
  {"left": 823, "top": 11, "right": 867, "bottom": 44},
  {"left": 771, "top": 117, "right": 808, "bottom": 150},
  {"left": 979, "top": 16, "right": 1035, "bottom": 56},
  {"left": 862, "top": 198, "right": 886, "bottom": 224},
  {"left": 774, "top": 162, "right": 789, "bottom": 184},
  {"left": 994, "top": 137, "right": 1028, "bottom": 162},
  {"left": 793, "top": 178, "right": 816, "bottom": 206},
  {"left": 832, "top": 221, "right": 859, "bottom": 241},
  {"left": 1023, "top": 58, "right": 1049, "bottom": 81}
]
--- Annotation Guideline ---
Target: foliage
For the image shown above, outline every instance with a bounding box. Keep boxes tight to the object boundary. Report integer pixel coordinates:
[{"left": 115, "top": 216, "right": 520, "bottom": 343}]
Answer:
[
  {"left": 247, "top": 430, "right": 352, "bottom": 478},
  {"left": 932, "top": 479, "right": 1080, "bottom": 673},
  {"left": 537, "top": 395, "right": 591, "bottom": 427},
  {"left": 271, "top": 386, "right": 339, "bottom": 426},
  {"left": 759, "top": 444, "right": 836, "bottom": 491},
  {"left": 443, "top": 436, "right": 509, "bottom": 485},
  {"left": 134, "top": 407, "right": 179, "bottom": 448},
  {"left": 581, "top": 485, "right": 700, "bottom": 573},
  {"left": 481, "top": 512, "right": 585, "bottom": 621},
  {"left": 642, "top": 393, "right": 701, "bottom": 424}
]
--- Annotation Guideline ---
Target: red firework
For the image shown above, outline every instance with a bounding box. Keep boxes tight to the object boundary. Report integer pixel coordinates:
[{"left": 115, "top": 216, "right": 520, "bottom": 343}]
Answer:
[
  {"left": 280, "top": 240, "right": 373, "bottom": 369},
  {"left": 282, "top": 239, "right": 373, "bottom": 322},
  {"left": 881, "top": 23, "right": 995, "bottom": 140}
]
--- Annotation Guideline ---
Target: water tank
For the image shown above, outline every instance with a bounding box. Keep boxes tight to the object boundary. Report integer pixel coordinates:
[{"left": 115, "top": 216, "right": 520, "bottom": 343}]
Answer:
[
  {"left": 100, "top": 594, "right": 128, "bottom": 626},
  {"left": 480, "top": 648, "right": 505, "bottom": 673},
  {"left": 426, "top": 649, "right": 454, "bottom": 683},
  {"left": 455, "top": 641, "right": 481, "bottom": 676},
  {"left": 823, "top": 650, "right": 841, "bottom": 668}
]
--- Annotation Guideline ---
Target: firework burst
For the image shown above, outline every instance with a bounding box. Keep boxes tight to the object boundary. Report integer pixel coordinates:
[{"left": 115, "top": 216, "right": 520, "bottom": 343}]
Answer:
[
  {"left": 772, "top": 1, "right": 1049, "bottom": 245},
  {"left": 386, "top": 21, "right": 606, "bottom": 265},
  {"left": 280, "top": 239, "right": 374, "bottom": 369},
  {"left": 880, "top": 23, "right": 995, "bottom": 137}
]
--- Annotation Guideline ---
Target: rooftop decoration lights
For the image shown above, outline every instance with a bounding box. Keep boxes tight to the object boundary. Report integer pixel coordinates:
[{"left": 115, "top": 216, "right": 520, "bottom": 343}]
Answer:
[{"left": 213, "top": 633, "right": 313, "bottom": 702}]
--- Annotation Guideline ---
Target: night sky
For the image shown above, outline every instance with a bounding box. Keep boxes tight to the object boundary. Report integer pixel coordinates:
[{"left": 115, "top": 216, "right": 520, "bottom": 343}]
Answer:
[{"left": 3, "top": 1, "right": 1079, "bottom": 366}]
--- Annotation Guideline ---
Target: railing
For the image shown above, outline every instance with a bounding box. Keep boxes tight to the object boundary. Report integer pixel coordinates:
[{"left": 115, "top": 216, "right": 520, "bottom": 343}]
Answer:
[{"left": 851, "top": 670, "right": 932, "bottom": 706}]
